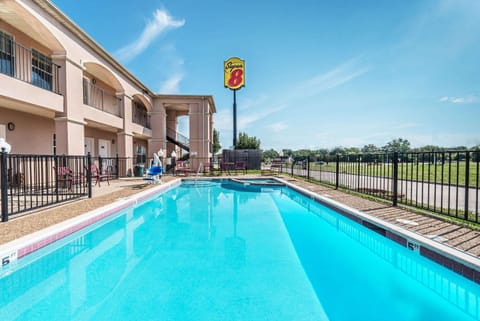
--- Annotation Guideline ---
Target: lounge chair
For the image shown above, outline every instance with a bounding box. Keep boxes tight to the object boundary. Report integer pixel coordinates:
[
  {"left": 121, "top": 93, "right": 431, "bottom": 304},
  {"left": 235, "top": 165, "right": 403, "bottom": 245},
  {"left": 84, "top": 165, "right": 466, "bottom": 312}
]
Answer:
[{"left": 143, "top": 165, "right": 163, "bottom": 184}]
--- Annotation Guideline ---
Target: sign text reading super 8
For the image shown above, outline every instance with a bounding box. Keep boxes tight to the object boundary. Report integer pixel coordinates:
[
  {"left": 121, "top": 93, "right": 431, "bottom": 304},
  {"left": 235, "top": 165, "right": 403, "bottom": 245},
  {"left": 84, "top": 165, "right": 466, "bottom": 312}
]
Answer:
[{"left": 224, "top": 57, "right": 245, "bottom": 90}]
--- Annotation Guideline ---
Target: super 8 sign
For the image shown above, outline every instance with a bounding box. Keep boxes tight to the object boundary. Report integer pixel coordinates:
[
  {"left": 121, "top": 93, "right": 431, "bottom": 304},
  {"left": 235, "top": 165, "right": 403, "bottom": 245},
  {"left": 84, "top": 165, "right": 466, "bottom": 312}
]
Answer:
[{"left": 224, "top": 57, "right": 245, "bottom": 90}]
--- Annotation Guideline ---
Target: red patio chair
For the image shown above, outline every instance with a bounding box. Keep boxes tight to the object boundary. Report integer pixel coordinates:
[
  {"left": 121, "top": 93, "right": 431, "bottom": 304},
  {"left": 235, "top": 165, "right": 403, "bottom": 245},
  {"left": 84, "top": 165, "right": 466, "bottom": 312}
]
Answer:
[
  {"left": 234, "top": 161, "right": 247, "bottom": 175},
  {"left": 90, "top": 164, "right": 111, "bottom": 186}
]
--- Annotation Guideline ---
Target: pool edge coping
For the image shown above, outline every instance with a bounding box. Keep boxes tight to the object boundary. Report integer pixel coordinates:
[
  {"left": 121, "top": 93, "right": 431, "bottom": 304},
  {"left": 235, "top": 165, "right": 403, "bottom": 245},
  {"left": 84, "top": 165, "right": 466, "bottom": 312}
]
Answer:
[
  {"left": 2, "top": 176, "right": 479, "bottom": 283},
  {"left": 276, "top": 177, "right": 480, "bottom": 283},
  {"left": 0, "top": 179, "right": 182, "bottom": 268}
]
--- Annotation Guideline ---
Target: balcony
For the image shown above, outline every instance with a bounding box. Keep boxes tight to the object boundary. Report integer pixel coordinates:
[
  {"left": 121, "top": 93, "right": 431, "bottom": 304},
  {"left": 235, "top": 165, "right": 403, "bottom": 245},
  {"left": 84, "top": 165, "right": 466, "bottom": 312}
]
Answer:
[
  {"left": 132, "top": 102, "right": 151, "bottom": 129},
  {"left": 0, "top": 31, "right": 61, "bottom": 94},
  {"left": 83, "top": 80, "right": 122, "bottom": 117}
]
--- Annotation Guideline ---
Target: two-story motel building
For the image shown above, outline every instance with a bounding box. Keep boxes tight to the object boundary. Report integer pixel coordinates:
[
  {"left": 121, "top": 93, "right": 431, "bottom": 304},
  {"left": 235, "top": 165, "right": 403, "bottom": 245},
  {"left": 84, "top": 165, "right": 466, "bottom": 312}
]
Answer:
[{"left": 0, "top": 0, "right": 215, "bottom": 174}]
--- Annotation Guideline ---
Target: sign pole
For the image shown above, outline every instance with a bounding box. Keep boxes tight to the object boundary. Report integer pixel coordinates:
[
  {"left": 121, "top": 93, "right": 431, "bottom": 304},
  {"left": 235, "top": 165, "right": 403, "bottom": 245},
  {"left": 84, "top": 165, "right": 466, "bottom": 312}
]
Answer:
[
  {"left": 233, "top": 89, "right": 237, "bottom": 149},
  {"left": 224, "top": 57, "right": 245, "bottom": 150}
]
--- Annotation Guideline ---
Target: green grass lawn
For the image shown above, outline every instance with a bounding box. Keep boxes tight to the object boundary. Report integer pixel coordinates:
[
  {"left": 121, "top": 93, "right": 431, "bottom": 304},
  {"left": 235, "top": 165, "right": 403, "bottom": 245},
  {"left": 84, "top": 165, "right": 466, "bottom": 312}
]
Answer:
[{"left": 308, "top": 161, "right": 479, "bottom": 187}]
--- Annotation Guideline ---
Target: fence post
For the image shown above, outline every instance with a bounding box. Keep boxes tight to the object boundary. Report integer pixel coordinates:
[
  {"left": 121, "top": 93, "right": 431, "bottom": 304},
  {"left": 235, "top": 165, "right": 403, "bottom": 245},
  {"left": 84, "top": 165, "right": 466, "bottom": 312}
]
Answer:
[
  {"left": 307, "top": 157, "right": 310, "bottom": 181},
  {"left": 116, "top": 154, "right": 119, "bottom": 179},
  {"left": 464, "top": 151, "right": 470, "bottom": 220},
  {"left": 291, "top": 161, "right": 294, "bottom": 177},
  {"left": 357, "top": 155, "right": 361, "bottom": 190},
  {"left": 98, "top": 155, "right": 103, "bottom": 174},
  {"left": 1, "top": 151, "right": 8, "bottom": 222},
  {"left": 393, "top": 151, "right": 398, "bottom": 206},
  {"left": 335, "top": 154, "right": 339, "bottom": 190},
  {"left": 87, "top": 152, "right": 92, "bottom": 198},
  {"left": 54, "top": 154, "right": 59, "bottom": 202}
]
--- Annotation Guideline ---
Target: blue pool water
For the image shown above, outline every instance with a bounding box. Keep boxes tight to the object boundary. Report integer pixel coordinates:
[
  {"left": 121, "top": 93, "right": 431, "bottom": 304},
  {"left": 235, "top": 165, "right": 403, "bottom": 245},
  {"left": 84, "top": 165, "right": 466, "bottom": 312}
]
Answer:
[{"left": 1, "top": 180, "right": 480, "bottom": 321}]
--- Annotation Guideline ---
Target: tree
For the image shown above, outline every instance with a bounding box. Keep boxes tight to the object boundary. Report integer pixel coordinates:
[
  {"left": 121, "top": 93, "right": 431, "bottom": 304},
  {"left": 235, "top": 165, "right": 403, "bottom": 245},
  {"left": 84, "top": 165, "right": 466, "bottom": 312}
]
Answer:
[
  {"left": 382, "top": 138, "right": 411, "bottom": 153},
  {"left": 237, "top": 132, "right": 261, "bottom": 149},
  {"left": 262, "top": 149, "right": 279, "bottom": 161},
  {"left": 471, "top": 145, "right": 480, "bottom": 162},
  {"left": 282, "top": 149, "right": 293, "bottom": 158},
  {"left": 213, "top": 129, "right": 221, "bottom": 154},
  {"left": 362, "top": 144, "right": 380, "bottom": 154},
  {"left": 329, "top": 146, "right": 346, "bottom": 156}
]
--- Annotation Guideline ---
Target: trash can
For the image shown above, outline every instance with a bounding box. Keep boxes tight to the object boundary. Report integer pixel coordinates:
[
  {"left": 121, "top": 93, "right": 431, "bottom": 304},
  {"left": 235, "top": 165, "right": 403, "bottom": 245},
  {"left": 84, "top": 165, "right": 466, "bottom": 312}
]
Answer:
[{"left": 133, "top": 165, "right": 144, "bottom": 177}]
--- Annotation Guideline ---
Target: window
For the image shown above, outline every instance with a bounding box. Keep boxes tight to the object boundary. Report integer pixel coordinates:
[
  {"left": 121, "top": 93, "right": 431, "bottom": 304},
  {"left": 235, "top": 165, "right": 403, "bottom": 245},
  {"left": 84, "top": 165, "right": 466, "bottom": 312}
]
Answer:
[
  {"left": 0, "top": 124, "right": 6, "bottom": 140},
  {"left": 0, "top": 31, "right": 14, "bottom": 77},
  {"left": 132, "top": 101, "right": 151, "bottom": 128},
  {"left": 83, "top": 78, "right": 90, "bottom": 105},
  {"left": 31, "top": 49, "right": 53, "bottom": 90},
  {"left": 135, "top": 145, "right": 147, "bottom": 164}
]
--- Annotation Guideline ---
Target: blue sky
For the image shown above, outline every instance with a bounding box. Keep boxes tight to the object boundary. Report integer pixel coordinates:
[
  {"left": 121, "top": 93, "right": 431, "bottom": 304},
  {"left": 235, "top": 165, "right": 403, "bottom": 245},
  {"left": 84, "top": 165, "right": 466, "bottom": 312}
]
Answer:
[{"left": 51, "top": 0, "right": 480, "bottom": 150}]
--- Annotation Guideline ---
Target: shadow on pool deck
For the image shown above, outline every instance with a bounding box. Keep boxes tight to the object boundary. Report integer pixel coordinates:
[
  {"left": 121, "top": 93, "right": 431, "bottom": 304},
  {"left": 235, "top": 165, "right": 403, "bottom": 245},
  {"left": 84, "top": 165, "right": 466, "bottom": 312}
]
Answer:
[{"left": 1, "top": 174, "right": 479, "bottom": 259}]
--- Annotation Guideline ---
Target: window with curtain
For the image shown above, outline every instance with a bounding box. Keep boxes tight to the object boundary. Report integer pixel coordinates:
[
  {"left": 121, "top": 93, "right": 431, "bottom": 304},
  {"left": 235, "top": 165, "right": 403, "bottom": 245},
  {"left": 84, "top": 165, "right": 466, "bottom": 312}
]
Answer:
[
  {"left": 31, "top": 49, "right": 53, "bottom": 90},
  {"left": 0, "top": 31, "right": 14, "bottom": 77}
]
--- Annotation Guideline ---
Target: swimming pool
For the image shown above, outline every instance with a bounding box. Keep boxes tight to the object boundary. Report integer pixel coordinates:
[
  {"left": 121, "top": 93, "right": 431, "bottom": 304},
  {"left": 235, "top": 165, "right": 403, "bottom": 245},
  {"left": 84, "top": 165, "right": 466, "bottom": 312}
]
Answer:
[{"left": 0, "top": 179, "right": 479, "bottom": 320}]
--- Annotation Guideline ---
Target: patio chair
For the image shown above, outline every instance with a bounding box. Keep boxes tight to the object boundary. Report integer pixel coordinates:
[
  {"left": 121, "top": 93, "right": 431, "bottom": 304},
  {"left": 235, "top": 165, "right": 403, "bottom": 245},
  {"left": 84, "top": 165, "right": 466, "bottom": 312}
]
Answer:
[
  {"left": 234, "top": 161, "right": 247, "bottom": 175},
  {"left": 175, "top": 161, "right": 193, "bottom": 176},
  {"left": 261, "top": 159, "right": 283, "bottom": 175},
  {"left": 143, "top": 165, "right": 163, "bottom": 184},
  {"left": 90, "top": 164, "right": 111, "bottom": 187},
  {"left": 54, "top": 166, "right": 82, "bottom": 190}
]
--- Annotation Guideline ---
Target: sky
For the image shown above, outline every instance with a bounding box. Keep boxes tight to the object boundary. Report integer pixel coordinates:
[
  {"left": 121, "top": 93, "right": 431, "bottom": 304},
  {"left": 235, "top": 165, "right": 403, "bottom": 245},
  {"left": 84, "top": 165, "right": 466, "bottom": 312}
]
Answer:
[{"left": 51, "top": 0, "right": 480, "bottom": 151}]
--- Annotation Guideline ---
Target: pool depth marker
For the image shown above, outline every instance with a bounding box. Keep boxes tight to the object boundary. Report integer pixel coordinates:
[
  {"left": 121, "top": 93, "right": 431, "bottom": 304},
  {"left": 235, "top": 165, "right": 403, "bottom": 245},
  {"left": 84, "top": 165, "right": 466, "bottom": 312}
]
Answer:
[{"left": 224, "top": 57, "right": 245, "bottom": 149}]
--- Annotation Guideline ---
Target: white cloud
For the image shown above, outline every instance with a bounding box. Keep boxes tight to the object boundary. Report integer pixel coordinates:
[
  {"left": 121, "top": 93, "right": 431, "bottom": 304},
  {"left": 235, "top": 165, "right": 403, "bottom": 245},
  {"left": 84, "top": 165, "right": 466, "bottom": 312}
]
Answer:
[
  {"left": 115, "top": 9, "right": 185, "bottom": 63},
  {"left": 216, "top": 57, "right": 369, "bottom": 148},
  {"left": 267, "top": 122, "right": 288, "bottom": 132},
  {"left": 439, "top": 95, "right": 479, "bottom": 104},
  {"left": 214, "top": 104, "right": 287, "bottom": 132},
  {"left": 158, "top": 73, "right": 183, "bottom": 94},
  {"left": 290, "top": 58, "right": 370, "bottom": 99}
]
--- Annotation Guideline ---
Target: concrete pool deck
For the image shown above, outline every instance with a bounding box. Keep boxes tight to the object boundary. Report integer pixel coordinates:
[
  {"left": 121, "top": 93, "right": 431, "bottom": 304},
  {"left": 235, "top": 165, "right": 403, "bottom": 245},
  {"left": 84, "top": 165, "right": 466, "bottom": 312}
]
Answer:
[{"left": 1, "top": 174, "right": 479, "bottom": 261}]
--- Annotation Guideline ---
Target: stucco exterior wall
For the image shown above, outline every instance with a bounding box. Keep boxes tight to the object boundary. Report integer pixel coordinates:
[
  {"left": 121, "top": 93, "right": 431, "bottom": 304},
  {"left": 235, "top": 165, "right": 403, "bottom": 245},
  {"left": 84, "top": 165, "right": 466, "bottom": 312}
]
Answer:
[
  {"left": 1, "top": 0, "right": 216, "bottom": 160},
  {"left": 0, "top": 109, "right": 54, "bottom": 154}
]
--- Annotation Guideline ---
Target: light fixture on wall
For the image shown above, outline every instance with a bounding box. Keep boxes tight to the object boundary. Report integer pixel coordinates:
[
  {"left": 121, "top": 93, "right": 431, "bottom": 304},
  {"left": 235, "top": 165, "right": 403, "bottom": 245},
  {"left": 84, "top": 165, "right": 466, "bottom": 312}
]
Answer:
[
  {"left": 92, "top": 78, "right": 97, "bottom": 84},
  {"left": 111, "top": 139, "right": 115, "bottom": 144},
  {"left": 7, "top": 122, "right": 15, "bottom": 131},
  {"left": 0, "top": 138, "right": 12, "bottom": 153}
]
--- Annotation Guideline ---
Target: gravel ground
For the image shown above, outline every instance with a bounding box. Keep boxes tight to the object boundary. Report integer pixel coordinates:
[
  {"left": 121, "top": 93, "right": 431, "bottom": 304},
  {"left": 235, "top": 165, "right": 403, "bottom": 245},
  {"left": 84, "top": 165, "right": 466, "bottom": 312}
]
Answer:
[{"left": 0, "top": 177, "right": 175, "bottom": 245}]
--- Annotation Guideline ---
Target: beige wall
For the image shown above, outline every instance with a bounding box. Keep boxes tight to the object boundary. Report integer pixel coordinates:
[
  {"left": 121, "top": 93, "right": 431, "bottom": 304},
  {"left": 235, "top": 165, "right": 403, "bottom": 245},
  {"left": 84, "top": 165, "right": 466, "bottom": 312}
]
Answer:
[
  {"left": 0, "top": 1, "right": 215, "bottom": 159},
  {"left": 84, "top": 127, "right": 118, "bottom": 156},
  {"left": 0, "top": 109, "right": 54, "bottom": 154}
]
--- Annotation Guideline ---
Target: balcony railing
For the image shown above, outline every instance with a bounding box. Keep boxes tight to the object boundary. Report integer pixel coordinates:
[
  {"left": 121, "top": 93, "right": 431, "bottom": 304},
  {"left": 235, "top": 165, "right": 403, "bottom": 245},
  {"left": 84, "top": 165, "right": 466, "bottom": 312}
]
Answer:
[
  {"left": 132, "top": 103, "right": 151, "bottom": 129},
  {"left": 83, "top": 80, "right": 122, "bottom": 117},
  {"left": 0, "top": 32, "right": 61, "bottom": 94}
]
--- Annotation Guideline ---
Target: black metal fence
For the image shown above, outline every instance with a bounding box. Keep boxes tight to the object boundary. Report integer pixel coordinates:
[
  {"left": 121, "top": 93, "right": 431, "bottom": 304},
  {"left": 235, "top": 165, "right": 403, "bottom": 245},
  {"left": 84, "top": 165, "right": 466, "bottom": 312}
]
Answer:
[
  {"left": 281, "top": 150, "right": 480, "bottom": 224},
  {"left": 0, "top": 153, "right": 94, "bottom": 221}
]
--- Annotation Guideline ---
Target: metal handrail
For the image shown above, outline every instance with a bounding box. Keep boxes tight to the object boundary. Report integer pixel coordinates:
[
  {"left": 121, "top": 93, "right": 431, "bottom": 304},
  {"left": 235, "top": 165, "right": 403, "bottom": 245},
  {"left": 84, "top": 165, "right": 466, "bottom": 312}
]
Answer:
[{"left": 0, "top": 32, "right": 61, "bottom": 94}]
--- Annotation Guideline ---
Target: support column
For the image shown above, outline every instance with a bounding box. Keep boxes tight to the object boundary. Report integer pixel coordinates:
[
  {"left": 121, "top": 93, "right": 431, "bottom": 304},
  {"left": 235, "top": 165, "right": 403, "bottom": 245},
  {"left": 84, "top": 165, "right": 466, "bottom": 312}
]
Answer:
[
  {"left": 117, "top": 132, "right": 133, "bottom": 176},
  {"left": 148, "top": 101, "right": 167, "bottom": 156},
  {"left": 189, "top": 98, "right": 212, "bottom": 170},
  {"left": 54, "top": 117, "right": 85, "bottom": 155},
  {"left": 52, "top": 55, "right": 86, "bottom": 155},
  {"left": 166, "top": 110, "right": 179, "bottom": 157}
]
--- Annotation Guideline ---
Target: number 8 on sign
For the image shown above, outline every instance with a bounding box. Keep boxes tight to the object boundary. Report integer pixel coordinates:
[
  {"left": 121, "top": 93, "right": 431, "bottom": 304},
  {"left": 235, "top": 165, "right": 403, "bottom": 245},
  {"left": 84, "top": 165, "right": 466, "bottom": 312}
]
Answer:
[
  {"left": 228, "top": 69, "right": 243, "bottom": 88},
  {"left": 224, "top": 57, "right": 245, "bottom": 90}
]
